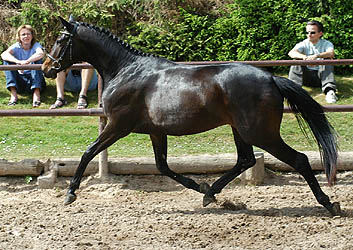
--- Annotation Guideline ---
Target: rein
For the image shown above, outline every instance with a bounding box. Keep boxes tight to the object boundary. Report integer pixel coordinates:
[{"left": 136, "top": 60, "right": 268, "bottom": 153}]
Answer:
[{"left": 46, "top": 23, "right": 78, "bottom": 71}]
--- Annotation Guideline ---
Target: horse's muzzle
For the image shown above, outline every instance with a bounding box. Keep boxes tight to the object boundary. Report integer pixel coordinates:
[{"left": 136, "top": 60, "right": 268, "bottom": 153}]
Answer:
[
  {"left": 43, "top": 68, "right": 58, "bottom": 79},
  {"left": 41, "top": 60, "right": 58, "bottom": 79}
]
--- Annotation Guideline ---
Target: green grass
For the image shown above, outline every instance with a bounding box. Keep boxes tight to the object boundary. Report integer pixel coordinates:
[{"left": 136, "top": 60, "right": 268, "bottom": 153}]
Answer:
[{"left": 0, "top": 71, "right": 352, "bottom": 160}]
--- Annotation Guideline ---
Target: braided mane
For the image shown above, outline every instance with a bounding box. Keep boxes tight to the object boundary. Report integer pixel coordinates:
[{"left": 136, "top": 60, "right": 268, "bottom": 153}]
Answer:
[{"left": 78, "top": 22, "right": 158, "bottom": 58}]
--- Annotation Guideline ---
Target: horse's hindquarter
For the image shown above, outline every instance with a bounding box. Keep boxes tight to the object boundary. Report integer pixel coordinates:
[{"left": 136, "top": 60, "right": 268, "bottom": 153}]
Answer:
[{"left": 220, "top": 64, "right": 284, "bottom": 142}]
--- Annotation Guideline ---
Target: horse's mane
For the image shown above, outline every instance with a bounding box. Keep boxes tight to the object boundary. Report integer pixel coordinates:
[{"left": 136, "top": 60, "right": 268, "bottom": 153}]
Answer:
[{"left": 78, "top": 22, "right": 158, "bottom": 58}]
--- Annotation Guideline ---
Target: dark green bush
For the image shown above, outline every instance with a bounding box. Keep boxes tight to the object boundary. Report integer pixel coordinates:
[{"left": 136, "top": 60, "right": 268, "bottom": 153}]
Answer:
[
  {"left": 127, "top": 0, "right": 353, "bottom": 73},
  {"left": 229, "top": 0, "right": 353, "bottom": 63}
]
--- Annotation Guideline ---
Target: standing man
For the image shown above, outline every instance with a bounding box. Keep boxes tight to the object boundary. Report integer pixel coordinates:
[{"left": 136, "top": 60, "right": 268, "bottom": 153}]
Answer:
[{"left": 288, "top": 20, "right": 337, "bottom": 103}]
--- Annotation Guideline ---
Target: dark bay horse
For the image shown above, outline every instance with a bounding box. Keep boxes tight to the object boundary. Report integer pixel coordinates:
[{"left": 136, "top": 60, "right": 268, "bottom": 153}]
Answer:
[{"left": 42, "top": 17, "right": 341, "bottom": 216}]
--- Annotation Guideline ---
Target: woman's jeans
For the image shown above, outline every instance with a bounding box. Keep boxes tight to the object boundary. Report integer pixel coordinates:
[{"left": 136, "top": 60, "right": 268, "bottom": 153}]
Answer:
[{"left": 3, "top": 60, "right": 46, "bottom": 93}]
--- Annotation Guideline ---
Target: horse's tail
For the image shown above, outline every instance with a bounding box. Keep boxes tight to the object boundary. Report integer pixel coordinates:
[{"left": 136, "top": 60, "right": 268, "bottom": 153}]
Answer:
[{"left": 273, "top": 76, "right": 338, "bottom": 186}]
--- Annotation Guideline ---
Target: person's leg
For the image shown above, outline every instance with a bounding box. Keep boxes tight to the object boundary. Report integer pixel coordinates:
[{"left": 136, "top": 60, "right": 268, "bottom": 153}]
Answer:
[
  {"left": 319, "top": 65, "right": 336, "bottom": 93},
  {"left": 79, "top": 68, "right": 94, "bottom": 97},
  {"left": 50, "top": 70, "right": 68, "bottom": 109},
  {"left": 32, "top": 88, "right": 41, "bottom": 107},
  {"left": 30, "top": 62, "right": 46, "bottom": 107},
  {"left": 30, "top": 60, "right": 46, "bottom": 90},
  {"left": 288, "top": 65, "right": 304, "bottom": 86},
  {"left": 3, "top": 61, "right": 21, "bottom": 104},
  {"left": 303, "top": 69, "right": 321, "bottom": 87},
  {"left": 87, "top": 70, "right": 98, "bottom": 92},
  {"left": 319, "top": 65, "right": 337, "bottom": 103},
  {"left": 77, "top": 68, "right": 96, "bottom": 109},
  {"left": 290, "top": 65, "right": 323, "bottom": 89},
  {"left": 56, "top": 70, "right": 67, "bottom": 99},
  {"left": 8, "top": 87, "right": 18, "bottom": 105}
]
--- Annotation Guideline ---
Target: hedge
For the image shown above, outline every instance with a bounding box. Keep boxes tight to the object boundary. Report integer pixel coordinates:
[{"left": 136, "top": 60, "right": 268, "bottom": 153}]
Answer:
[{"left": 1, "top": 0, "right": 353, "bottom": 73}]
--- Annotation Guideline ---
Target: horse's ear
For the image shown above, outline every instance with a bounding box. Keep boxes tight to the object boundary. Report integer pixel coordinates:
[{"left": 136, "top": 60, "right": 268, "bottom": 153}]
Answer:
[{"left": 59, "top": 16, "right": 74, "bottom": 32}]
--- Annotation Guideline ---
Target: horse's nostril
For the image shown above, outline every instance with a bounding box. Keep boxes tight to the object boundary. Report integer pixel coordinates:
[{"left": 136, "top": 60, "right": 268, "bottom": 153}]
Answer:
[{"left": 43, "top": 70, "right": 57, "bottom": 79}]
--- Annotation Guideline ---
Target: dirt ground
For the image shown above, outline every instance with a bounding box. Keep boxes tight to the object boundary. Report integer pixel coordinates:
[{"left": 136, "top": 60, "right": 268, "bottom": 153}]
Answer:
[{"left": 1, "top": 169, "right": 353, "bottom": 250}]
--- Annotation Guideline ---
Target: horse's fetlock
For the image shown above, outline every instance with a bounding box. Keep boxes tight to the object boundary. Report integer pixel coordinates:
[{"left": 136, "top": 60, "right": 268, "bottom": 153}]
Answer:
[
  {"left": 200, "top": 182, "right": 211, "bottom": 194},
  {"left": 317, "top": 194, "right": 330, "bottom": 206},
  {"left": 69, "top": 181, "right": 79, "bottom": 191}
]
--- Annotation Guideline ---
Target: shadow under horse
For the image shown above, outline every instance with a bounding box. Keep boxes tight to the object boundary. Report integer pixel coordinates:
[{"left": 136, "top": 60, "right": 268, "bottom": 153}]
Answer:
[{"left": 42, "top": 17, "right": 341, "bottom": 216}]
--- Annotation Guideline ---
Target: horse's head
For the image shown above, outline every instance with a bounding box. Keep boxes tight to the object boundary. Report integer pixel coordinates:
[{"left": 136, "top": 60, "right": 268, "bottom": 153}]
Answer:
[{"left": 42, "top": 16, "right": 79, "bottom": 79}]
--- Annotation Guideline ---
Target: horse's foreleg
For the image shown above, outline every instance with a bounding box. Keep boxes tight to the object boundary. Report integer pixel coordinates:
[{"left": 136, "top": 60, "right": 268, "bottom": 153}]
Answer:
[
  {"left": 202, "top": 129, "right": 256, "bottom": 206},
  {"left": 150, "top": 134, "right": 201, "bottom": 193},
  {"left": 65, "top": 122, "right": 128, "bottom": 205}
]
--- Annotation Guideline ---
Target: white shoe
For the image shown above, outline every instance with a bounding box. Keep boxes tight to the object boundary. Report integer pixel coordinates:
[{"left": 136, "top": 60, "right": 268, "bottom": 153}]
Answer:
[{"left": 325, "top": 90, "right": 337, "bottom": 104}]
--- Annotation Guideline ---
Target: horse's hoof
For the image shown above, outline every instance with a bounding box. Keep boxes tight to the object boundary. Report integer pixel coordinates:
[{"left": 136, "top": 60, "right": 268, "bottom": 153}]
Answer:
[
  {"left": 200, "top": 182, "right": 216, "bottom": 207},
  {"left": 203, "top": 194, "right": 217, "bottom": 207},
  {"left": 329, "top": 202, "right": 342, "bottom": 216},
  {"left": 200, "top": 182, "right": 211, "bottom": 194},
  {"left": 64, "top": 193, "right": 77, "bottom": 205}
]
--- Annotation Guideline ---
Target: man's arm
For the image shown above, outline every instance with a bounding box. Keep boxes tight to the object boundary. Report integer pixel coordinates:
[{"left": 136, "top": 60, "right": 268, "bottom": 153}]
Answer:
[
  {"left": 288, "top": 48, "right": 307, "bottom": 59},
  {"left": 288, "top": 48, "right": 334, "bottom": 60},
  {"left": 317, "top": 48, "right": 334, "bottom": 59},
  {"left": 305, "top": 48, "right": 334, "bottom": 60}
]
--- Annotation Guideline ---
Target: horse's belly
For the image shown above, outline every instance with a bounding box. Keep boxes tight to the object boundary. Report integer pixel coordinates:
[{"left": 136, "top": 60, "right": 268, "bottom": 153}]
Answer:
[{"left": 147, "top": 107, "right": 227, "bottom": 135}]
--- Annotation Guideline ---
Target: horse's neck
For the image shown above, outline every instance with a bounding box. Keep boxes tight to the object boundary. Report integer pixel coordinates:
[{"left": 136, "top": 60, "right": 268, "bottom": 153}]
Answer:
[
  {"left": 77, "top": 27, "right": 138, "bottom": 84},
  {"left": 84, "top": 48, "right": 132, "bottom": 81}
]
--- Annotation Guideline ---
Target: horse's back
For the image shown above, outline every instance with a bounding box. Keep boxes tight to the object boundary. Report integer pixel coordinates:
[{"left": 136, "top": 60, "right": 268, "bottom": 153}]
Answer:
[{"left": 142, "top": 62, "right": 283, "bottom": 135}]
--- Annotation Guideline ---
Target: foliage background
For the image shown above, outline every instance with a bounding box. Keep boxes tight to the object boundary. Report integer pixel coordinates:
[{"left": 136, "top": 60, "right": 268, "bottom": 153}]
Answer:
[{"left": 0, "top": 0, "right": 353, "bottom": 73}]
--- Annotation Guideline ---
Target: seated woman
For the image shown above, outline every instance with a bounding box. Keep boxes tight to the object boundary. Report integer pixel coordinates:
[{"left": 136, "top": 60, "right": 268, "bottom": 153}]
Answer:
[{"left": 1, "top": 24, "right": 46, "bottom": 107}]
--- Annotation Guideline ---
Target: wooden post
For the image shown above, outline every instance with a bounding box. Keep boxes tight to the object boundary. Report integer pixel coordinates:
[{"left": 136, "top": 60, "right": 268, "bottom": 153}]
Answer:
[
  {"left": 240, "top": 151, "right": 264, "bottom": 185},
  {"left": 97, "top": 73, "right": 109, "bottom": 178},
  {"left": 98, "top": 116, "right": 109, "bottom": 178}
]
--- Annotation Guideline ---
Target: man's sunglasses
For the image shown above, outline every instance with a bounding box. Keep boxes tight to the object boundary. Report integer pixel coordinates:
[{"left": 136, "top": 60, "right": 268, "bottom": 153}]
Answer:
[{"left": 306, "top": 31, "right": 317, "bottom": 35}]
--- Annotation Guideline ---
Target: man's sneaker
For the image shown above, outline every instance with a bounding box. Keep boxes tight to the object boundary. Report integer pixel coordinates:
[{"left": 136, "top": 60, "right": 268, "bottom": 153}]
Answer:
[{"left": 325, "top": 90, "right": 337, "bottom": 104}]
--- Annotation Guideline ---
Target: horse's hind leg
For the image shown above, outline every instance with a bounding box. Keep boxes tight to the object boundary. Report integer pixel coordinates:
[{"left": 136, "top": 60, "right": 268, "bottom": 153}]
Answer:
[
  {"left": 263, "top": 139, "right": 341, "bottom": 216},
  {"left": 65, "top": 121, "right": 129, "bottom": 205},
  {"left": 150, "top": 133, "right": 201, "bottom": 193},
  {"left": 201, "top": 127, "right": 256, "bottom": 206}
]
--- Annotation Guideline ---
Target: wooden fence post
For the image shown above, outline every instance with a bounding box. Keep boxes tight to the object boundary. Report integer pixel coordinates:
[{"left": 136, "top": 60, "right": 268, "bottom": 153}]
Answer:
[{"left": 97, "top": 73, "right": 109, "bottom": 178}]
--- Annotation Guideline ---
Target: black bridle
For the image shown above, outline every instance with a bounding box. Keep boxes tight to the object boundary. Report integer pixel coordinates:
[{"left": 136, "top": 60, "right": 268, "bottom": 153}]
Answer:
[{"left": 46, "top": 24, "right": 78, "bottom": 71}]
